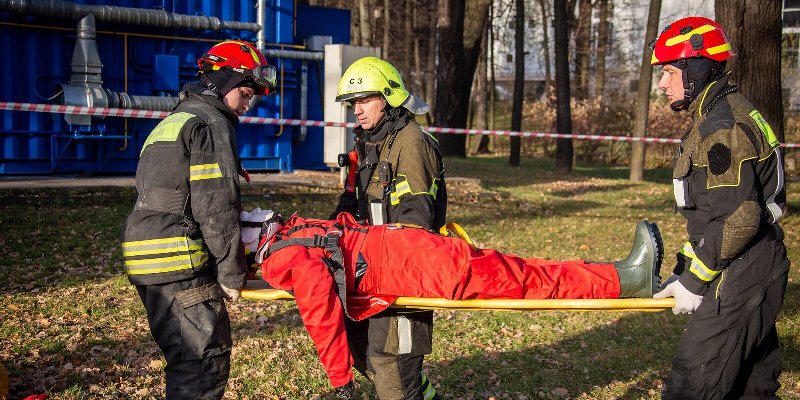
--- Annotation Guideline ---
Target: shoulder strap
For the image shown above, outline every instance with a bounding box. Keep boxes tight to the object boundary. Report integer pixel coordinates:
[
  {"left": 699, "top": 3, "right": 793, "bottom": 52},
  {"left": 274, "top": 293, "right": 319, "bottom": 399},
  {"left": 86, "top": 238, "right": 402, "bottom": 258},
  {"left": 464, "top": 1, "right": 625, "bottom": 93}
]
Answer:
[{"left": 262, "top": 226, "right": 356, "bottom": 320}]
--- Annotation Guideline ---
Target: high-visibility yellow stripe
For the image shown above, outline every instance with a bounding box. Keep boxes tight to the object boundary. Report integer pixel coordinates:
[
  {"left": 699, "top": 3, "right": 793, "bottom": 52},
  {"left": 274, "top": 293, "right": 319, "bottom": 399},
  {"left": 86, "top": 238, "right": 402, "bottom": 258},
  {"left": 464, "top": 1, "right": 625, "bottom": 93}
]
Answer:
[
  {"left": 390, "top": 174, "right": 441, "bottom": 205},
  {"left": 689, "top": 258, "right": 719, "bottom": 282},
  {"left": 189, "top": 163, "right": 223, "bottom": 181},
  {"left": 428, "top": 180, "right": 439, "bottom": 199},
  {"left": 125, "top": 251, "right": 208, "bottom": 275},
  {"left": 390, "top": 181, "right": 412, "bottom": 205},
  {"left": 678, "top": 241, "right": 719, "bottom": 282},
  {"left": 706, "top": 43, "right": 732, "bottom": 56},
  {"left": 190, "top": 163, "right": 221, "bottom": 171},
  {"left": 665, "top": 24, "right": 716, "bottom": 47},
  {"left": 421, "top": 373, "right": 436, "bottom": 400},
  {"left": 141, "top": 112, "right": 196, "bottom": 155},
  {"left": 123, "top": 236, "right": 203, "bottom": 255},
  {"left": 749, "top": 110, "right": 779, "bottom": 148},
  {"left": 678, "top": 241, "right": 695, "bottom": 257},
  {"left": 123, "top": 242, "right": 204, "bottom": 257}
]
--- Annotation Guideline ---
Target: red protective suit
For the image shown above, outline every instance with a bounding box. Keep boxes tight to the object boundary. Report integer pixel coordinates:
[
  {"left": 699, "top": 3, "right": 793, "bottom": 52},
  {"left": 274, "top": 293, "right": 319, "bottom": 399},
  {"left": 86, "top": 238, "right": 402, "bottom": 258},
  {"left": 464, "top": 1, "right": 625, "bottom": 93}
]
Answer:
[{"left": 259, "top": 212, "right": 620, "bottom": 387}]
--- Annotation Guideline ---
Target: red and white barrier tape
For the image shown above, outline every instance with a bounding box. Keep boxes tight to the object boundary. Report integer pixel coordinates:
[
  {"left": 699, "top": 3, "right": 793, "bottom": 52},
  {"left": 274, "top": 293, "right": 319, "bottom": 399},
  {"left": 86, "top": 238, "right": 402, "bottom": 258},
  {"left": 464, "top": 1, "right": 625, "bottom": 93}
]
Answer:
[{"left": 2, "top": 101, "right": 797, "bottom": 148}]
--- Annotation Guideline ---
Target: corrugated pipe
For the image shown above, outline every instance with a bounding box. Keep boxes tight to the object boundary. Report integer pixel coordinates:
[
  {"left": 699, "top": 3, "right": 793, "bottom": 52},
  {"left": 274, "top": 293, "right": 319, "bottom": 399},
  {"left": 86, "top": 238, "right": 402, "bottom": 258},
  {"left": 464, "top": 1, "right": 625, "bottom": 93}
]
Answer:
[
  {"left": 0, "top": 0, "right": 261, "bottom": 31},
  {"left": 263, "top": 48, "right": 324, "bottom": 61},
  {"left": 113, "top": 92, "right": 178, "bottom": 111}
]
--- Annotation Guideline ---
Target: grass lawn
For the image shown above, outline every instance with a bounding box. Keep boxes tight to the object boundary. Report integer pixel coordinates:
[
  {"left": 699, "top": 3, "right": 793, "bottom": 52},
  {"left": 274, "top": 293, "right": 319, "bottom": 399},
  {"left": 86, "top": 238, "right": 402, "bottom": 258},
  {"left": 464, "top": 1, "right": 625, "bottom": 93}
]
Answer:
[{"left": 1, "top": 156, "right": 798, "bottom": 399}]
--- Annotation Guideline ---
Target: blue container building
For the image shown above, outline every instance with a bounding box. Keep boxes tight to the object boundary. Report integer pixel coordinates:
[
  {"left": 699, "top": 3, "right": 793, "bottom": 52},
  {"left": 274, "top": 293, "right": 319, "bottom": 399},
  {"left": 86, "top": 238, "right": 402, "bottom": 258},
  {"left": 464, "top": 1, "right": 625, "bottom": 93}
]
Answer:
[{"left": 0, "top": 0, "right": 350, "bottom": 174}]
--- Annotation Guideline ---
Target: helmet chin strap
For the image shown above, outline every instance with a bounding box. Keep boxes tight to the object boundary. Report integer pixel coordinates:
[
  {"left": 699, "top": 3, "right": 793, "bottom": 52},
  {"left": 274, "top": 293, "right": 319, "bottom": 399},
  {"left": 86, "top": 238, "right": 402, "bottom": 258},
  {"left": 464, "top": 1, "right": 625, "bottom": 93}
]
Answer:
[
  {"left": 669, "top": 58, "right": 724, "bottom": 112},
  {"left": 200, "top": 74, "right": 223, "bottom": 98}
]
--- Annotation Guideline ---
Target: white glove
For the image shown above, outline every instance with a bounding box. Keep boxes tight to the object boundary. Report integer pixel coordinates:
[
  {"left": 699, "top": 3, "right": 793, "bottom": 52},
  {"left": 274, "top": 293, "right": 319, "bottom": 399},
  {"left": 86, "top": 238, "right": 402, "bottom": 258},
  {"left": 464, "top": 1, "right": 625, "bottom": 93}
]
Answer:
[
  {"left": 220, "top": 284, "right": 241, "bottom": 302},
  {"left": 653, "top": 279, "right": 703, "bottom": 315}
]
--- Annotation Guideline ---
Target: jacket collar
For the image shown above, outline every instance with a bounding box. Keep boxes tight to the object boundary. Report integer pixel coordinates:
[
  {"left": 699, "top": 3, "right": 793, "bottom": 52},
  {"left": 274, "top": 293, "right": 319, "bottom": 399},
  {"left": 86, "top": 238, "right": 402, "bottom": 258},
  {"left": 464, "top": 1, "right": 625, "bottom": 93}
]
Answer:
[
  {"left": 353, "top": 108, "right": 413, "bottom": 144},
  {"left": 688, "top": 72, "right": 733, "bottom": 119},
  {"left": 178, "top": 82, "right": 240, "bottom": 126}
]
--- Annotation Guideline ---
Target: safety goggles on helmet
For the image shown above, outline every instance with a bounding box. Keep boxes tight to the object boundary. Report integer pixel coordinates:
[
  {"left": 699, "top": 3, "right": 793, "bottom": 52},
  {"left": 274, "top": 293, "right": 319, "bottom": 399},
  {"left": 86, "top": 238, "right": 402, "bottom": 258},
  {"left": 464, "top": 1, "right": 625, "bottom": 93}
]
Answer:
[
  {"left": 198, "top": 40, "right": 276, "bottom": 95},
  {"left": 229, "top": 64, "right": 277, "bottom": 93}
]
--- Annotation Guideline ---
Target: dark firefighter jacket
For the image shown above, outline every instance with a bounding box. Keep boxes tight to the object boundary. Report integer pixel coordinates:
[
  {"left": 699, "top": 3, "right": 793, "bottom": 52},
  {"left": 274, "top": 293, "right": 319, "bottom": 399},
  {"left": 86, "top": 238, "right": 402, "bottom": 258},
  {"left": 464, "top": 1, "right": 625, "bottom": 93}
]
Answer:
[
  {"left": 332, "top": 108, "right": 447, "bottom": 230},
  {"left": 671, "top": 73, "right": 786, "bottom": 295},
  {"left": 121, "top": 82, "right": 247, "bottom": 289}
]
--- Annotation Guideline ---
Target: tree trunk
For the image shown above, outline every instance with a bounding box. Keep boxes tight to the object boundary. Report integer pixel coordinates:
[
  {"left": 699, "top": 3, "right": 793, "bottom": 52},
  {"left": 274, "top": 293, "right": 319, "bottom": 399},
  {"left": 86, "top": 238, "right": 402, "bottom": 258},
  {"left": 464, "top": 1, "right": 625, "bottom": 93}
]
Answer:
[
  {"left": 382, "top": 0, "right": 390, "bottom": 58},
  {"left": 434, "top": 0, "right": 466, "bottom": 155},
  {"left": 359, "top": 0, "right": 372, "bottom": 46},
  {"left": 489, "top": 0, "right": 496, "bottom": 149},
  {"left": 715, "top": 0, "right": 784, "bottom": 141},
  {"left": 434, "top": 0, "right": 492, "bottom": 157},
  {"left": 594, "top": 0, "right": 609, "bottom": 100},
  {"left": 573, "top": 0, "right": 592, "bottom": 99},
  {"left": 474, "top": 20, "right": 491, "bottom": 154},
  {"left": 629, "top": 0, "right": 661, "bottom": 182},
  {"left": 510, "top": 0, "right": 525, "bottom": 166},
  {"left": 539, "top": 0, "right": 552, "bottom": 92},
  {"left": 425, "top": 2, "right": 437, "bottom": 116},
  {"left": 413, "top": 6, "right": 422, "bottom": 96},
  {"left": 351, "top": 2, "right": 361, "bottom": 46},
  {"left": 554, "top": 0, "right": 573, "bottom": 175}
]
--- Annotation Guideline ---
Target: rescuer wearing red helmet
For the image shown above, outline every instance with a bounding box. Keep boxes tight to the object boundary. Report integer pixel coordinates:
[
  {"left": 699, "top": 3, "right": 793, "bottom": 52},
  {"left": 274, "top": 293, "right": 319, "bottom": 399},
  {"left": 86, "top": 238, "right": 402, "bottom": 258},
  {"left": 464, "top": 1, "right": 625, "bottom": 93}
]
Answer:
[
  {"left": 122, "top": 40, "right": 276, "bottom": 399},
  {"left": 649, "top": 17, "right": 788, "bottom": 399}
]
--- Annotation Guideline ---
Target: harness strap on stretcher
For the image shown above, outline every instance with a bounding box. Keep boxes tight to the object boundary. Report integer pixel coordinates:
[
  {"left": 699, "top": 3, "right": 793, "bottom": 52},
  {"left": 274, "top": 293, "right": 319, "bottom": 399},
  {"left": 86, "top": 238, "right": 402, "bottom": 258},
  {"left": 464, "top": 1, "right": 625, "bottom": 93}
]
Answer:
[
  {"left": 261, "top": 229, "right": 356, "bottom": 320},
  {"left": 240, "top": 287, "right": 675, "bottom": 312}
]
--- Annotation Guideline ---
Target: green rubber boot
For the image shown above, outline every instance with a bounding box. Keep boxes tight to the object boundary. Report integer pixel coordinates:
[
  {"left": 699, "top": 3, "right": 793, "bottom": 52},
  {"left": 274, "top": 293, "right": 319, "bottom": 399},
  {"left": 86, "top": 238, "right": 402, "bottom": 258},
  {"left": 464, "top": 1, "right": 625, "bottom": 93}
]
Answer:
[{"left": 614, "top": 220, "right": 663, "bottom": 298}]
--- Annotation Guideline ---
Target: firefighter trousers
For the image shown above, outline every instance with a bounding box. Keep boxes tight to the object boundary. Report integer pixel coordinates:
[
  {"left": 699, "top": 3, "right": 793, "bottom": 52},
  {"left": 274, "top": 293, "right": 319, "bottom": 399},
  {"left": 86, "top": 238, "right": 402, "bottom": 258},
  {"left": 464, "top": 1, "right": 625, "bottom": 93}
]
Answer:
[
  {"left": 662, "top": 234, "right": 789, "bottom": 400},
  {"left": 136, "top": 272, "right": 233, "bottom": 399},
  {"left": 346, "top": 310, "right": 440, "bottom": 400}
]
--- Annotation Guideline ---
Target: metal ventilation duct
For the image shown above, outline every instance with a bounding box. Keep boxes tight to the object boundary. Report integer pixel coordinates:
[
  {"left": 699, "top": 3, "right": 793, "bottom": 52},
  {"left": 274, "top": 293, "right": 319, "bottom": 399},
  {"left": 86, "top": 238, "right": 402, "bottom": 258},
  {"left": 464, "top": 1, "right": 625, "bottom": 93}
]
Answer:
[{"left": 0, "top": 0, "right": 261, "bottom": 31}]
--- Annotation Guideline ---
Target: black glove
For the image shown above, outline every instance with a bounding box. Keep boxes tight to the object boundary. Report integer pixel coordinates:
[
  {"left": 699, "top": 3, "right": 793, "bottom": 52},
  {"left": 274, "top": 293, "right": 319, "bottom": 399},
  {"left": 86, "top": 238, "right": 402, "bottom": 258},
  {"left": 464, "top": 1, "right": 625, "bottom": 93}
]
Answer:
[{"left": 333, "top": 381, "right": 356, "bottom": 399}]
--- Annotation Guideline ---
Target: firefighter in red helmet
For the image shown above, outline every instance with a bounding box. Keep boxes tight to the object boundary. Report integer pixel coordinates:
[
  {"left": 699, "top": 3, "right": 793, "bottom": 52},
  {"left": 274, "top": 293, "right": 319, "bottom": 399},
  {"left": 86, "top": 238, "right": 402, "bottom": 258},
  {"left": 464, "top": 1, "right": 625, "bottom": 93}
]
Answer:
[
  {"left": 122, "top": 40, "right": 276, "bottom": 399},
  {"left": 650, "top": 16, "right": 789, "bottom": 399}
]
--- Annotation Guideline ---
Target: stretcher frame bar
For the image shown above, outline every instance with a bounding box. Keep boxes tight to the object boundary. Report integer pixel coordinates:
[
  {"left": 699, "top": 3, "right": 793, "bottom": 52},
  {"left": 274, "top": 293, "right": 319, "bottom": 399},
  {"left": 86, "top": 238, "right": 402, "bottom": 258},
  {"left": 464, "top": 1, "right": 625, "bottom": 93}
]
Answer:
[{"left": 241, "top": 288, "right": 675, "bottom": 312}]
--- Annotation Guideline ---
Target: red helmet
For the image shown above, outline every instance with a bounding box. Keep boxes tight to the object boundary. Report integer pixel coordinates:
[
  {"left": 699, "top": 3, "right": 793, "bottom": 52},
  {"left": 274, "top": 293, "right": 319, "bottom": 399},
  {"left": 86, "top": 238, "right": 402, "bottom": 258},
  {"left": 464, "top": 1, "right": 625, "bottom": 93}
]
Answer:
[
  {"left": 650, "top": 16, "right": 735, "bottom": 65},
  {"left": 197, "top": 40, "right": 277, "bottom": 95}
]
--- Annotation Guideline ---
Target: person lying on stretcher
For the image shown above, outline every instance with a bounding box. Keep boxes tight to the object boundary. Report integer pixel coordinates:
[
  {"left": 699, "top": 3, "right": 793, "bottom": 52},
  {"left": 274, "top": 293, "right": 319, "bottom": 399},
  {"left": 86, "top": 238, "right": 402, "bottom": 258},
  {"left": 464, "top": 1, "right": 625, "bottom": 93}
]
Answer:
[{"left": 243, "top": 209, "right": 663, "bottom": 396}]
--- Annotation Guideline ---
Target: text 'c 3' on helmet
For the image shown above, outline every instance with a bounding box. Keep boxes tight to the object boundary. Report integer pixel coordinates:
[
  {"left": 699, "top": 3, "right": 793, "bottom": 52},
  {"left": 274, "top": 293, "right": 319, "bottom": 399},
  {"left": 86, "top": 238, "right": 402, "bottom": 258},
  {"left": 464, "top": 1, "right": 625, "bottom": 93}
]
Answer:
[
  {"left": 336, "top": 56, "right": 408, "bottom": 106},
  {"left": 197, "top": 40, "right": 277, "bottom": 95},
  {"left": 335, "top": 56, "right": 430, "bottom": 115},
  {"left": 650, "top": 16, "right": 735, "bottom": 66}
]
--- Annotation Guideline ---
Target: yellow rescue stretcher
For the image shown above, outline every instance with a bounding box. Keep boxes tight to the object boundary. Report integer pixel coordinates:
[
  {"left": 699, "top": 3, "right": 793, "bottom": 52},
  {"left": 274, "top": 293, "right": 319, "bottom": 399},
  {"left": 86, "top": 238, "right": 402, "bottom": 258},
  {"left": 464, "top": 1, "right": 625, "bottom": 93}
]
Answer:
[
  {"left": 243, "top": 222, "right": 674, "bottom": 312},
  {"left": 241, "top": 281, "right": 675, "bottom": 312}
]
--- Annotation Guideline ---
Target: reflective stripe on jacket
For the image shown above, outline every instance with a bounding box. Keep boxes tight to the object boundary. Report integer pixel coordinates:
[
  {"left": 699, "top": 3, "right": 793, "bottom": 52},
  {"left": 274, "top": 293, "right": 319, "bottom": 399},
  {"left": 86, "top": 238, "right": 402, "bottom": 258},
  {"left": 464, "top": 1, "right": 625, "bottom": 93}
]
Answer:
[{"left": 122, "top": 86, "right": 247, "bottom": 287}]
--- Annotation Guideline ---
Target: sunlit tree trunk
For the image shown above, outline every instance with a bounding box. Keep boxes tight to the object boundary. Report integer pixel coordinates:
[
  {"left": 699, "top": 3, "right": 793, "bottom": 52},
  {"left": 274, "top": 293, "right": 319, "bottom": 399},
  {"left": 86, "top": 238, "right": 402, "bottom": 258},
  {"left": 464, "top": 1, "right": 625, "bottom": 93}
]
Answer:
[
  {"left": 359, "top": 0, "right": 372, "bottom": 46},
  {"left": 629, "top": 0, "right": 661, "bottom": 182},
  {"left": 539, "top": 0, "right": 552, "bottom": 91},
  {"left": 594, "top": 0, "right": 610, "bottom": 99},
  {"left": 474, "top": 21, "right": 491, "bottom": 154},
  {"left": 573, "top": 0, "right": 591, "bottom": 99},
  {"left": 382, "top": 0, "right": 389, "bottom": 57}
]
